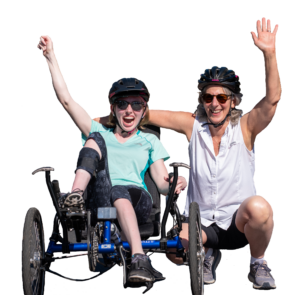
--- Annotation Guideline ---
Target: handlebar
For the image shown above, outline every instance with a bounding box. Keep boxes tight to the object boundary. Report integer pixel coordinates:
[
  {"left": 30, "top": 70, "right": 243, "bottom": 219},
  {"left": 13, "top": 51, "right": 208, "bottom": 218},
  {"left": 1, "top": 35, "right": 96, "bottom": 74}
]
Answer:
[
  {"left": 160, "top": 162, "right": 190, "bottom": 249},
  {"left": 32, "top": 166, "right": 70, "bottom": 253}
]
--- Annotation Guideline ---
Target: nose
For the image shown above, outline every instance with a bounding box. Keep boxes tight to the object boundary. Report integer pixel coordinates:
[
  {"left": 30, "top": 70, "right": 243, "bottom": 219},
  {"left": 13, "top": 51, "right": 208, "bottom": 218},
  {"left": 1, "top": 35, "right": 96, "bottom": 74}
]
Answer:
[
  {"left": 125, "top": 103, "right": 133, "bottom": 113},
  {"left": 211, "top": 96, "right": 220, "bottom": 108}
]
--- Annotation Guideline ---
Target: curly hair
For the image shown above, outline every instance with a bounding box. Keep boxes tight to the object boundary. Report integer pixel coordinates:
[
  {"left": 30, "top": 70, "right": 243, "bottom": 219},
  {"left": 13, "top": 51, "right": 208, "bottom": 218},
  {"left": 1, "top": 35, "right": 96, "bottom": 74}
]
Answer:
[
  {"left": 195, "top": 87, "right": 243, "bottom": 126},
  {"left": 107, "top": 105, "right": 149, "bottom": 129}
]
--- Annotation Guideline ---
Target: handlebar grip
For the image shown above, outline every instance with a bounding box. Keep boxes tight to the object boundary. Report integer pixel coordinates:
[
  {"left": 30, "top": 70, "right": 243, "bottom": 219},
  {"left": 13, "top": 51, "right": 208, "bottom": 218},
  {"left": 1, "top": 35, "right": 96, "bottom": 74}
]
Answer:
[{"left": 51, "top": 179, "right": 61, "bottom": 195}]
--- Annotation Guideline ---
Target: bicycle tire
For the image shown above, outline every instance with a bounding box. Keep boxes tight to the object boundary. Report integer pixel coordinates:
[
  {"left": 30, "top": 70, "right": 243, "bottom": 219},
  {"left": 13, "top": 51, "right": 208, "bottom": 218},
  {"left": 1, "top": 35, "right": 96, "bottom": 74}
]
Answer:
[
  {"left": 22, "top": 208, "right": 45, "bottom": 295},
  {"left": 188, "top": 202, "right": 204, "bottom": 295}
]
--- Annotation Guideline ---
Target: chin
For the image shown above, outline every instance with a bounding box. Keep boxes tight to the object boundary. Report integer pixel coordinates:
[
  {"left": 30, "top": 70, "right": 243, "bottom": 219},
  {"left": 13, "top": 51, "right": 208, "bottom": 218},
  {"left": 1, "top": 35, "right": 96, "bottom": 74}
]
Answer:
[
  {"left": 208, "top": 116, "right": 223, "bottom": 123},
  {"left": 121, "top": 124, "right": 138, "bottom": 131}
]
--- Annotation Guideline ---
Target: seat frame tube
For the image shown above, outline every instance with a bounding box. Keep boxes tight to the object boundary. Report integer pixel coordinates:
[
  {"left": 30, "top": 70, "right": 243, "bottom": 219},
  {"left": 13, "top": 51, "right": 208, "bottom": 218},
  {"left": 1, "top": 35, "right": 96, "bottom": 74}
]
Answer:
[{"left": 46, "top": 236, "right": 183, "bottom": 255}]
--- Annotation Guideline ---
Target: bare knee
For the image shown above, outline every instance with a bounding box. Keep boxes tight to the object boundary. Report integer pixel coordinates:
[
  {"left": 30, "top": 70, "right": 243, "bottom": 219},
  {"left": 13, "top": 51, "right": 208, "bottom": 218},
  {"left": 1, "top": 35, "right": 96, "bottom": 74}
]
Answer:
[
  {"left": 245, "top": 195, "right": 274, "bottom": 221},
  {"left": 85, "top": 138, "right": 102, "bottom": 159}
]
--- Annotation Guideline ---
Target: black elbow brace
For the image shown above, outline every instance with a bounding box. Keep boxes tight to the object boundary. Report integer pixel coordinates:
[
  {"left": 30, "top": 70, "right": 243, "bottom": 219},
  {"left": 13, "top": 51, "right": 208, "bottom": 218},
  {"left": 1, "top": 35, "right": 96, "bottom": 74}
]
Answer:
[{"left": 76, "top": 147, "right": 105, "bottom": 177}]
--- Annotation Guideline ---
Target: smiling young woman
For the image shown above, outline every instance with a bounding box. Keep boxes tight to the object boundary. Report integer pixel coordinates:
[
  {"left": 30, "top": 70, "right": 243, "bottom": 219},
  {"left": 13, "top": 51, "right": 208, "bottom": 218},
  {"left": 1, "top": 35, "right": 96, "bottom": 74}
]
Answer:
[{"left": 37, "top": 37, "right": 187, "bottom": 284}]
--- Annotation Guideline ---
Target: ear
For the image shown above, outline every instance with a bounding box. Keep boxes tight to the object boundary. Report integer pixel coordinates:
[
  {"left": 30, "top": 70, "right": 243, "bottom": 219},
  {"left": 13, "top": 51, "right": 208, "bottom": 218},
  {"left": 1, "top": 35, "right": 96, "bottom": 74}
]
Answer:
[
  {"left": 110, "top": 104, "right": 115, "bottom": 116},
  {"left": 231, "top": 97, "right": 236, "bottom": 109},
  {"left": 142, "top": 104, "right": 148, "bottom": 118}
]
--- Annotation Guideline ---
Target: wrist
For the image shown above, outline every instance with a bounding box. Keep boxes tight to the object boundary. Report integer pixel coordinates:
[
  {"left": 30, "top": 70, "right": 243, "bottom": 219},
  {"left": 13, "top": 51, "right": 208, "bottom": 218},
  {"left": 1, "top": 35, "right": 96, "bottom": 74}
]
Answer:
[
  {"left": 46, "top": 51, "right": 56, "bottom": 64},
  {"left": 263, "top": 50, "right": 276, "bottom": 59}
]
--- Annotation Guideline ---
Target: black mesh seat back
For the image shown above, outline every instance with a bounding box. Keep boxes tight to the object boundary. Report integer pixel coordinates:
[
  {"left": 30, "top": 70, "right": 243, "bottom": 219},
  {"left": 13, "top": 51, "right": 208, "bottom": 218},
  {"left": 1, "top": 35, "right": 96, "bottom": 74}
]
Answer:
[
  {"left": 142, "top": 125, "right": 161, "bottom": 210},
  {"left": 139, "top": 125, "right": 161, "bottom": 239}
]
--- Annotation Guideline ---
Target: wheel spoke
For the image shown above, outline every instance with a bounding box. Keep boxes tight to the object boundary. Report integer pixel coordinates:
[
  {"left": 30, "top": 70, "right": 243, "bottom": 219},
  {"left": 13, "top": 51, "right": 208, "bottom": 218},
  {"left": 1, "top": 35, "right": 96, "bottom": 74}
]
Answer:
[
  {"left": 34, "top": 221, "right": 41, "bottom": 253},
  {"left": 32, "top": 220, "right": 42, "bottom": 294},
  {"left": 188, "top": 203, "right": 204, "bottom": 295},
  {"left": 196, "top": 223, "right": 201, "bottom": 267}
]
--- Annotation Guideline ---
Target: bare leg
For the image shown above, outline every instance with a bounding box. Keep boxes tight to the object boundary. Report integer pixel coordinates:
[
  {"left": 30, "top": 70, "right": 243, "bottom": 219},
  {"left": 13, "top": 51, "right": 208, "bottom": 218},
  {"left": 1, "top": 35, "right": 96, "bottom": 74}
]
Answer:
[
  {"left": 113, "top": 198, "right": 143, "bottom": 255},
  {"left": 71, "top": 139, "right": 102, "bottom": 192},
  {"left": 244, "top": 216, "right": 275, "bottom": 258},
  {"left": 235, "top": 195, "right": 274, "bottom": 259},
  {"left": 166, "top": 223, "right": 208, "bottom": 264},
  {"left": 72, "top": 170, "right": 91, "bottom": 192}
]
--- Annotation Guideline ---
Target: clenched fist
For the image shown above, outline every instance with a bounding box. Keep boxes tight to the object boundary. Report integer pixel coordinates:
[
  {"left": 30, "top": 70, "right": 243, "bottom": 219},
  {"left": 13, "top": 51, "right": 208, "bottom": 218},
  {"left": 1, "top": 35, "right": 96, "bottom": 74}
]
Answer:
[{"left": 37, "top": 35, "right": 54, "bottom": 58}]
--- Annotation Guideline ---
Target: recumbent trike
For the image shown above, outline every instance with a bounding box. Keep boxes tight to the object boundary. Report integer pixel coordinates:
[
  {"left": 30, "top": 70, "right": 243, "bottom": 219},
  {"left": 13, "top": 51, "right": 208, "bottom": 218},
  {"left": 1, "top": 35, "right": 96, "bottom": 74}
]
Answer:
[{"left": 22, "top": 126, "right": 205, "bottom": 295}]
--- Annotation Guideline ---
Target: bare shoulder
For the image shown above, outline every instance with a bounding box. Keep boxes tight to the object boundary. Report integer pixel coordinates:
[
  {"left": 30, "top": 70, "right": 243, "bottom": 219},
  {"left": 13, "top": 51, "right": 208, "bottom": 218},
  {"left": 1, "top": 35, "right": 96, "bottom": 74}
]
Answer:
[
  {"left": 185, "top": 113, "right": 196, "bottom": 141},
  {"left": 93, "top": 117, "right": 100, "bottom": 123},
  {"left": 240, "top": 113, "right": 254, "bottom": 151},
  {"left": 93, "top": 115, "right": 110, "bottom": 127},
  {"left": 149, "top": 110, "right": 195, "bottom": 141}
]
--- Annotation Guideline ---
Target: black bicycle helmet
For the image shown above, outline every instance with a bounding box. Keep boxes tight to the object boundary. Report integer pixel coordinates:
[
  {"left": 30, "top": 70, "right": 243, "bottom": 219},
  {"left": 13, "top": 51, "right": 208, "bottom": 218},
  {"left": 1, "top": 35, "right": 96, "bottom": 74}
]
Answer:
[
  {"left": 108, "top": 78, "right": 150, "bottom": 104},
  {"left": 108, "top": 77, "right": 151, "bottom": 134},
  {"left": 197, "top": 65, "right": 241, "bottom": 128},
  {"left": 198, "top": 66, "right": 241, "bottom": 93}
]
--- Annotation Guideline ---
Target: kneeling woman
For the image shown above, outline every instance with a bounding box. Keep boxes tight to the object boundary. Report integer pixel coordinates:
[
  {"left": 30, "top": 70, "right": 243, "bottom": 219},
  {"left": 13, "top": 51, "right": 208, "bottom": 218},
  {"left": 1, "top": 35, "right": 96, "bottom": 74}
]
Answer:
[{"left": 37, "top": 36, "right": 187, "bottom": 283}]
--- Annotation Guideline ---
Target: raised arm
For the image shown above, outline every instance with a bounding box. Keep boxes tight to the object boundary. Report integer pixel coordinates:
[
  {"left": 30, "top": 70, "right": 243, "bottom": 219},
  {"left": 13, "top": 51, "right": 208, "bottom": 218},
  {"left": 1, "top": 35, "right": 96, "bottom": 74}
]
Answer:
[
  {"left": 93, "top": 110, "right": 195, "bottom": 140},
  {"left": 241, "top": 18, "right": 281, "bottom": 147},
  {"left": 149, "top": 110, "right": 195, "bottom": 141},
  {"left": 38, "top": 36, "right": 91, "bottom": 137}
]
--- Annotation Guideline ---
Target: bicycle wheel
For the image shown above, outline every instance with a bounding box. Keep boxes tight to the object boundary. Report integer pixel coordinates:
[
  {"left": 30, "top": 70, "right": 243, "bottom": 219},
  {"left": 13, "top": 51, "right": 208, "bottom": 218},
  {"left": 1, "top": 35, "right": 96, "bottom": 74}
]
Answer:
[
  {"left": 188, "top": 202, "right": 204, "bottom": 295},
  {"left": 22, "top": 208, "right": 45, "bottom": 295}
]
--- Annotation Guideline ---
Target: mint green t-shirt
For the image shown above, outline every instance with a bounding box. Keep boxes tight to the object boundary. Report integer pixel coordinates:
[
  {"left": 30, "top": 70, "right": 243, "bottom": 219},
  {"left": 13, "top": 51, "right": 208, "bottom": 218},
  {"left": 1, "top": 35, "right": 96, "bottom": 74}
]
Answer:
[{"left": 82, "top": 120, "right": 170, "bottom": 195}]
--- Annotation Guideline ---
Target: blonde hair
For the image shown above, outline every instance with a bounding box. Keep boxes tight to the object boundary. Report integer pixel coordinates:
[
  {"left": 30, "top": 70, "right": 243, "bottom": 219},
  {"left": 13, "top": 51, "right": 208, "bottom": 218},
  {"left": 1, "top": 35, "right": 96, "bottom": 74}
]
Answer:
[
  {"left": 195, "top": 87, "right": 243, "bottom": 126},
  {"left": 107, "top": 105, "right": 149, "bottom": 129}
]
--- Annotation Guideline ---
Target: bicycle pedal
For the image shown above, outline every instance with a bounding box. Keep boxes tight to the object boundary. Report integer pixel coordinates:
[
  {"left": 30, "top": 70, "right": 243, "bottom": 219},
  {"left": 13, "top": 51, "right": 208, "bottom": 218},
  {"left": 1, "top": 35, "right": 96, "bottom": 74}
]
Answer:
[
  {"left": 59, "top": 192, "right": 85, "bottom": 209},
  {"left": 154, "top": 276, "right": 166, "bottom": 281},
  {"left": 124, "top": 281, "right": 154, "bottom": 294},
  {"left": 124, "top": 281, "right": 143, "bottom": 288}
]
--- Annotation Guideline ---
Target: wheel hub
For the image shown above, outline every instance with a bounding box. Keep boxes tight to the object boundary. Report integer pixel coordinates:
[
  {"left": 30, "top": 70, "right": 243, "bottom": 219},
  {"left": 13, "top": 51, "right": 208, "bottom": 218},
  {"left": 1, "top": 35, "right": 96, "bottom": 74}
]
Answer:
[{"left": 30, "top": 251, "right": 41, "bottom": 269}]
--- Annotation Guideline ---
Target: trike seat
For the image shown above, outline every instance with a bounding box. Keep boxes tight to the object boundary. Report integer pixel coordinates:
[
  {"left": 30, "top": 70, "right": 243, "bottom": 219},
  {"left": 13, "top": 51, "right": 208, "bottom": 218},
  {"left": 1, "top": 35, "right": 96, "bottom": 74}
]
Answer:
[{"left": 115, "top": 125, "right": 162, "bottom": 240}]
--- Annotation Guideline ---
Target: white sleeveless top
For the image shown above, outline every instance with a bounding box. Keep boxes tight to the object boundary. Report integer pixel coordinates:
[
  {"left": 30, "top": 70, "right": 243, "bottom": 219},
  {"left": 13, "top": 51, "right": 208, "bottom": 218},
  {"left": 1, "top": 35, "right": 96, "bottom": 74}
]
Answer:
[{"left": 184, "top": 117, "right": 256, "bottom": 230}]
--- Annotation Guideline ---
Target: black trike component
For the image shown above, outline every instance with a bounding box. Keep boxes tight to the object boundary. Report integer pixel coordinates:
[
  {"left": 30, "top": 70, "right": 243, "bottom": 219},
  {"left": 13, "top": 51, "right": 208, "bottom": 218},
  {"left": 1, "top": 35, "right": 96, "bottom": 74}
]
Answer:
[
  {"left": 22, "top": 207, "right": 45, "bottom": 295},
  {"left": 22, "top": 125, "right": 205, "bottom": 294},
  {"left": 189, "top": 202, "right": 205, "bottom": 295}
]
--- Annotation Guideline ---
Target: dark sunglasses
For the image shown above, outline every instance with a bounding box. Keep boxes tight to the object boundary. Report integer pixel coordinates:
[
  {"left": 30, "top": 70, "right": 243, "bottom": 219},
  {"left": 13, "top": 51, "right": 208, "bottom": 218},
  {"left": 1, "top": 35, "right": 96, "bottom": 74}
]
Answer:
[
  {"left": 202, "top": 93, "right": 232, "bottom": 104},
  {"left": 115, "top": 100, "right": 145, "bottom": 112}
]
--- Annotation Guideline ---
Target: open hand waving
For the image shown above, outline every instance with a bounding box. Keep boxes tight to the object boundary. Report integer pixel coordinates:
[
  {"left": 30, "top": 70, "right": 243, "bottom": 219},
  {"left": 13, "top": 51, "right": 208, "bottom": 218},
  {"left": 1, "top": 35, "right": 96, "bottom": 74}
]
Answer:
[{"left": 251, "top": 18, "right": 278, "bottom": 54}]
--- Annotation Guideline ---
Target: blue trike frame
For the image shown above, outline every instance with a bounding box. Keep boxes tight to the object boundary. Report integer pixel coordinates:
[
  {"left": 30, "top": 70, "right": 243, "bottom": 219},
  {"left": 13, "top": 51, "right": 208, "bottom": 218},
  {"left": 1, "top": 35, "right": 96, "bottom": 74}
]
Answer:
[{"left": 36, "top": 163, "right": 190, "bottom": 286}]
